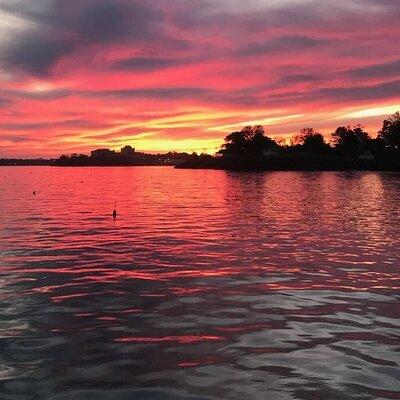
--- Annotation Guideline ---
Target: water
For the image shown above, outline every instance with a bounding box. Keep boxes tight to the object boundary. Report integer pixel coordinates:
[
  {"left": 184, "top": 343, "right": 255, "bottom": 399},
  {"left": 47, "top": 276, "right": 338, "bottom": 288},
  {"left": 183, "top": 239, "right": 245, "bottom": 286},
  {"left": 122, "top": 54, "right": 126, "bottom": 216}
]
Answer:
[{"left": 0, "top": 167, "right": 399, "bottom": 400}]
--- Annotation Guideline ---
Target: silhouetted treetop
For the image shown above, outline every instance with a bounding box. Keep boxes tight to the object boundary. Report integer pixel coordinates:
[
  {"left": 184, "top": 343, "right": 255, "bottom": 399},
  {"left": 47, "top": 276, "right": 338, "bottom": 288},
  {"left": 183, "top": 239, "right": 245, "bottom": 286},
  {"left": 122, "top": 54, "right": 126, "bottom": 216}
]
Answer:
[
  {"left": 331, "top": 125, "right": 370, "bottom": 157},
  {"left": 218, "top": 125, "right": 278, "bottom": 157},
  {"left": 291, "top": 128, "right": 331, "bottom": 154},
  {"left": 378, "top": 112, "right": 400, "bottom": 153}
]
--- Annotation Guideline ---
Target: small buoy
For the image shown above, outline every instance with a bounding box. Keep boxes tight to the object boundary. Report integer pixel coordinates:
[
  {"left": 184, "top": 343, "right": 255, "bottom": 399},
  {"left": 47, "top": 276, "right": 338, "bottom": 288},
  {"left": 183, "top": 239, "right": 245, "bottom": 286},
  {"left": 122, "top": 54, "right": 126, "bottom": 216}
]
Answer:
[
  {"left": 33, "top": 190, "right": 36, "bottom": 195},
  {"left": 113, "top": 201, "right": 117, "bottom": 219}
]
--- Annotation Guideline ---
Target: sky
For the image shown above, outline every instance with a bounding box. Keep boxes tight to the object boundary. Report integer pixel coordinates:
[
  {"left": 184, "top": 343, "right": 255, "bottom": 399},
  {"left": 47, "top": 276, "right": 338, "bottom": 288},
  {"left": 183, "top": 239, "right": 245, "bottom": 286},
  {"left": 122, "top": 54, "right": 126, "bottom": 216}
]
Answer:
[{"left": 0, "top": 0, "right": 399, "bottom": 158}]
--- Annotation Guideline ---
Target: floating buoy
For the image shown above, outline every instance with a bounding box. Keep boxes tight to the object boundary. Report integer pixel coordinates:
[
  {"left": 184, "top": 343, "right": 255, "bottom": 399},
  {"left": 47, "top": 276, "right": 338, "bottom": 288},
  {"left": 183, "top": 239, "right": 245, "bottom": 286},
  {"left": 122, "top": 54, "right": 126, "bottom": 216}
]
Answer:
[
  {"left": 33, "top": 190, "right": 36, "bottom": 195},
  {"left": 113, "top": 201, "right": 117, "bottom": 219}
]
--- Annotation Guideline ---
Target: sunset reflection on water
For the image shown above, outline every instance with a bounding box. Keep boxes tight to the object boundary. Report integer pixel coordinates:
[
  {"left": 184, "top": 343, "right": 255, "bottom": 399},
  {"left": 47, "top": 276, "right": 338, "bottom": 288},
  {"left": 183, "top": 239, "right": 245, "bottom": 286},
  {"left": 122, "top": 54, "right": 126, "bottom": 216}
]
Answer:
[{"left": 0, "top": 167, "right": 399, "bottom": 400}]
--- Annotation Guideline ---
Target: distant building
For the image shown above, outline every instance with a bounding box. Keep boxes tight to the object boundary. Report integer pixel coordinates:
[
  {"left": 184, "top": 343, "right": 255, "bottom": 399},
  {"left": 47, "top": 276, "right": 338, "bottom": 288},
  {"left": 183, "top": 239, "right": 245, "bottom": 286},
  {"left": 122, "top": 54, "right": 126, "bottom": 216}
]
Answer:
[
  {"left": 121, "top": 145, "right": 135, "bottom": 156},
  {"left": 91, "top": 149, "right": 116, "bottom": 158}
]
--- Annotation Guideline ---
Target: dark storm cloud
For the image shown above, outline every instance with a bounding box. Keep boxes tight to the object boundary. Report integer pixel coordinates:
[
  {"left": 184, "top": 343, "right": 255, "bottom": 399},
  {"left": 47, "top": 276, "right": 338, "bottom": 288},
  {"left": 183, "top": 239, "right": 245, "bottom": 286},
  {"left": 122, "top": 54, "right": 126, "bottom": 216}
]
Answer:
[{"left": 0, "top": 0, "right": 169, "bottom": 75}]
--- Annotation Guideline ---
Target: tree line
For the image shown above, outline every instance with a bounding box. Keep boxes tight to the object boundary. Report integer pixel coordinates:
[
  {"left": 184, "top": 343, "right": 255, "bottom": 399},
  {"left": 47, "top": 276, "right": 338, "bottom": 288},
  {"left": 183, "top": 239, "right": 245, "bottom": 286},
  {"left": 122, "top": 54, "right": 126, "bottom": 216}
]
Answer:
[{"left": 217, "top": 112, "right": 400, "bottom": 160}]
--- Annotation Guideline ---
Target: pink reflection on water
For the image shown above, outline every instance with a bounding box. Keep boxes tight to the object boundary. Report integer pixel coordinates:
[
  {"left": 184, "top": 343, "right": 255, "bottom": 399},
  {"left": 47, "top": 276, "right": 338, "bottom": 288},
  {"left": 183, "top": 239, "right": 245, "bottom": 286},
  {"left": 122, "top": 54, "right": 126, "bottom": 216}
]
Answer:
[
  {"left": 1, "top": 168, "right": 400, "bottom": 399},
  {"left": 114, "top": 335, "right": 224, "bottom": 344}
]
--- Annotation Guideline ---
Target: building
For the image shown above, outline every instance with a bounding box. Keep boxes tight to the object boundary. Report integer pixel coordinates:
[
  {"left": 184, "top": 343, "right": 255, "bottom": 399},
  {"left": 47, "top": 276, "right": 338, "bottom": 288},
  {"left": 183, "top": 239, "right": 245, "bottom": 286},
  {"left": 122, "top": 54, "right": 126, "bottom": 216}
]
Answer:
[
  {"left": 121, "top": 145, "right": 135, "bottom": 156},
  {"left": 91, "top": 149, "right": 116, "bottom": 158}
]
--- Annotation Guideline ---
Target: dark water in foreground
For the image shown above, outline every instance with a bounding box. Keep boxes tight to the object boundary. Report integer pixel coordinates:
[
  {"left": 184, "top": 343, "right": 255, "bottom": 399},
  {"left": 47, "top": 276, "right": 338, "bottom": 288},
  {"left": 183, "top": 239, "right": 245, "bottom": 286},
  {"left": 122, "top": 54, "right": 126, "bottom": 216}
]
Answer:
[{"left": 0, "top": 167, "right": 399, "bottom": 400}]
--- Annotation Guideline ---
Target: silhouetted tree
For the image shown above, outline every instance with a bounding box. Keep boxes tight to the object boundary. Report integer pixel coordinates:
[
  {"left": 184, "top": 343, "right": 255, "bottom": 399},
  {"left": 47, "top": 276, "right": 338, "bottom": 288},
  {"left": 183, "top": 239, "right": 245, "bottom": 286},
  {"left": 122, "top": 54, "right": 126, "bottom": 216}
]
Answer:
[
  {"left": 218, "top": 125, "right": 279, "bottom": 157},
  {"left": 291, "top": 128, "right": 331, "bottom": 154},
  {"left": 331, "top": 125, "right": 370, "bottom": 157},
  {"left": 274, "top": 137, "right": 287, "bottom": 147},
  {"left": 218, "top": 131, "right": 247, "bottom": 157},
  {"left": 377, "top": 112, "right": 400, "bottom": 154}
]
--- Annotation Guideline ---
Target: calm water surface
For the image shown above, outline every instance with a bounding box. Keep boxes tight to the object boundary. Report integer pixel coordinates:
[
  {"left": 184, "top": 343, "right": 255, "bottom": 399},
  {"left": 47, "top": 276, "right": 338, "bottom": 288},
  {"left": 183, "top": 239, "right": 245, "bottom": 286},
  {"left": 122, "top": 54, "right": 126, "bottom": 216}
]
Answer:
[{"left": 0, "top": 167, "right": 399, "bottom": 400}]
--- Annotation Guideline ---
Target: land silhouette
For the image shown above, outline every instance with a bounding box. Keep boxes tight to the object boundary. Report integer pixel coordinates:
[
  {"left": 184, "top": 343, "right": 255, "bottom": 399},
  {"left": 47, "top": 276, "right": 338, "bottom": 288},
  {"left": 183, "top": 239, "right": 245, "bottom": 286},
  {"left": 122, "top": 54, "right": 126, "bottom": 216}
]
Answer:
[
  {"left": 177, "top": 112, "right": 400, "bottom": 171},
  {"left": 53, "top": 146, "right": 196, "bottom": 167},
  {"left": 2, "top": 112, "right": 399, "bottom": 171},
  {"left": 0, "top": 158, "right": 53, "bottom": 166}
]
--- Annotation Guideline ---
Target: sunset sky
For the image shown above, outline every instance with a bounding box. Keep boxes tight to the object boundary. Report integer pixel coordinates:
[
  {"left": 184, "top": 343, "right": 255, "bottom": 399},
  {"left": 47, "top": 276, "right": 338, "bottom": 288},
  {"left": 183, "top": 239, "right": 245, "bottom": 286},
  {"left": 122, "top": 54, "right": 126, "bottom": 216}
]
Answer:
[{"left": 0, "top": 0, "right": 399, "bottom": 157}]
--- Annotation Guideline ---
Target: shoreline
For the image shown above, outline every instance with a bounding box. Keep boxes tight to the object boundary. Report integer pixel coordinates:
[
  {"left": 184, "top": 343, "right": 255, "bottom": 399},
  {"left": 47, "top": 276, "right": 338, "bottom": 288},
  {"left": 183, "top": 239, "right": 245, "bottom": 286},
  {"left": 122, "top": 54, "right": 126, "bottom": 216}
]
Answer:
[
  {"left": 175, "top": 154, "right": 400, "bottom": 172},
  {"left": 2, "top": 154, "right": 399, "bottom": 172}
]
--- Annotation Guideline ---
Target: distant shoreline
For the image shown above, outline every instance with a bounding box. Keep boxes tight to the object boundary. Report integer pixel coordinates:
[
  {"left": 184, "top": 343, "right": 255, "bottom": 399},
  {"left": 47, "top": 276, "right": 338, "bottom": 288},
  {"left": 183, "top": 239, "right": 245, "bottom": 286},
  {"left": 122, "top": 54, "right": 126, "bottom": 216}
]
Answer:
[
  {"left": 0, "top": 159, "right": 53, "bottom": 166},
  {"left": 175, "top": 154, "right": 400, "bottom": 172},
  {"left": 0, "top": 161, "right": 172, "bottom": 167},
  {"left": 1, "top": 157, "right": 400, "bottom": 171},
  {"left": 52, "top": 163, "right": 173, "bottom": 167}
]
